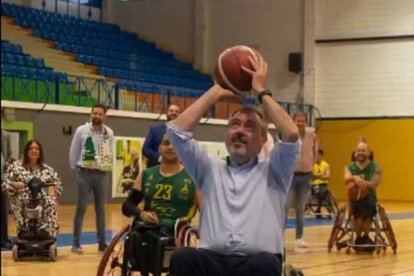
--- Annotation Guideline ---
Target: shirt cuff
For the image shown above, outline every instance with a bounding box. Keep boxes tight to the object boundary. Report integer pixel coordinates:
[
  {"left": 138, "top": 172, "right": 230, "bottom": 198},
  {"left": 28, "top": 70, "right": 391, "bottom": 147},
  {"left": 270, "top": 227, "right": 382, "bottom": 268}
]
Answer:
[
  {"left": 276, "top": 138, "right": 301, "bottom": 153},
  {"left": 166, "top": 122, "right": 194, "bottom": 141}
]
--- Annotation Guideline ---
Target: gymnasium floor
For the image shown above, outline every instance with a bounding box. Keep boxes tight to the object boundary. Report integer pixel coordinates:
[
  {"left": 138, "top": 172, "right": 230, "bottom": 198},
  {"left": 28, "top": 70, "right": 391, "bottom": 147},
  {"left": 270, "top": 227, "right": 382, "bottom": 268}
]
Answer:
[{"left": 2, "top": 202, "right": 414, "bottom": 276}]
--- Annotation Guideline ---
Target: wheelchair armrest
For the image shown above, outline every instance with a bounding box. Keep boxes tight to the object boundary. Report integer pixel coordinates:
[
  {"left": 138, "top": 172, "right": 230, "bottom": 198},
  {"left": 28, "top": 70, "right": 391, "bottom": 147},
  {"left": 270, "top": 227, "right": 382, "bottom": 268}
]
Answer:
[{"left": 132, "top": 219, "right": 162, "bottom": 231}]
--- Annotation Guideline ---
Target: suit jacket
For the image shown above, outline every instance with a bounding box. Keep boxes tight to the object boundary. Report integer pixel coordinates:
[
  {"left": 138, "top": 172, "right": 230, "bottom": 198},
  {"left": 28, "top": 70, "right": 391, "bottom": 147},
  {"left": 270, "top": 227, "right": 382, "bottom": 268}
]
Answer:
[{"left": 142, "top": 124, "right": 167, "bottom": 168}]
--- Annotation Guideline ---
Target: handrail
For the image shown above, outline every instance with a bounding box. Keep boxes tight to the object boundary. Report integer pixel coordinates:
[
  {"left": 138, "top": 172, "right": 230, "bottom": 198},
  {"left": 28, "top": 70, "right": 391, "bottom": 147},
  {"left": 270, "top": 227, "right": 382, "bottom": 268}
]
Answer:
[{"left": 0, "top": 73, "right": 317, "bottom": 125}]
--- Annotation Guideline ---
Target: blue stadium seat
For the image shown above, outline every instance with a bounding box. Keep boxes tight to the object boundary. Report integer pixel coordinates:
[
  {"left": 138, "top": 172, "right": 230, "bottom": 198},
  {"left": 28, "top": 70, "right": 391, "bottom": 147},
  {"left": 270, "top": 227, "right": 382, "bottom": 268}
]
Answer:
[{"left": 2, "top": 2, "right": 213, "bottom": 92}]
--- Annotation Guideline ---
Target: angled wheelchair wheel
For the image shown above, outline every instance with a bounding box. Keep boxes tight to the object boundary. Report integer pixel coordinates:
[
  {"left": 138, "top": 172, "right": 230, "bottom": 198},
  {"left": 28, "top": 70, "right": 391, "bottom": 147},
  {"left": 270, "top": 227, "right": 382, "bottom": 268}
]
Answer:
[
  {"left": 97, "top": 224, "right": 131, "bottom": 276},
  {"left": 304, "top": 193, "right": 315, "bottom": 216},
  {"left": 284, "top": 263, "right": 304, "bottom": 276},
  {"left": 326, "top": 190, "right": 339, "bottom": 218},
  {"left": 183, "top": 227, "right": 200, "bottom": 248},
  {"left": 378, "top": 205, "right": 397, "bottom": 254},
  {"left": 175, "top": 224, "right": 191, "bottom": 249},
  {"left": 327, "top": 206, "right": 346, "bottom": 252}
]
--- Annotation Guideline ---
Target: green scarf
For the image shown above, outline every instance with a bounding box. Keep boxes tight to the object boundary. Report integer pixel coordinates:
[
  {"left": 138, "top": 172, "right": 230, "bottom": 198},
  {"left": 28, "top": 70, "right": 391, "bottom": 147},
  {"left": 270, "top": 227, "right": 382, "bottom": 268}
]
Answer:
[{"left": 81, "top": 122, "right": 112, "bottom": 171}]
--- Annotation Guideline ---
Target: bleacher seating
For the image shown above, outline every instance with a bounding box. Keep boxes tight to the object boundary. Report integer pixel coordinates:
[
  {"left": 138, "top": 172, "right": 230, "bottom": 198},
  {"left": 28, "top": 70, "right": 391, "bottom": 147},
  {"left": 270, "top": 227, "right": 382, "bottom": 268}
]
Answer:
[
  {"left": 1, "top": 40, "right": 68, "bottom": 81},
  {"left": 1, "top": 3, "right": 260, "bottom": 119},
  {"left": 1, "top": 2, "right": 213, "bottom": 91}
]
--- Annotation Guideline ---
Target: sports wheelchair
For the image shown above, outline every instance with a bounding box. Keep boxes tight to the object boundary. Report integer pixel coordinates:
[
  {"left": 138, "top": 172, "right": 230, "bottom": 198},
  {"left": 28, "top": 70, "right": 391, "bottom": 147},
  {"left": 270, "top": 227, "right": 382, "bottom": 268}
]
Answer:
[
  {"left": 97, "top": 218, "right": 199, "bottom": 276},
  {"left": 97, "top": 218, "right": 304, "bottom": 276},
  {"left": 305, "top": 185, "right": 338, "bottom": 219},
  {"left": 327, "top": 204, "right": 397, "bottom": 254},
  {"left": 12, "top": 178, "right": 58, "bottom": 261}
]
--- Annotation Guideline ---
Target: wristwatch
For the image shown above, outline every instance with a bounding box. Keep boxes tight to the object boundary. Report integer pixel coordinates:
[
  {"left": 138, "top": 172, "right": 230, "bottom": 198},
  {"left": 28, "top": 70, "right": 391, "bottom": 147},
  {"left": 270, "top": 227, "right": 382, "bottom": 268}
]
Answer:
[{"left": 257, "top": 89, "right": 272, "bottom": 104}]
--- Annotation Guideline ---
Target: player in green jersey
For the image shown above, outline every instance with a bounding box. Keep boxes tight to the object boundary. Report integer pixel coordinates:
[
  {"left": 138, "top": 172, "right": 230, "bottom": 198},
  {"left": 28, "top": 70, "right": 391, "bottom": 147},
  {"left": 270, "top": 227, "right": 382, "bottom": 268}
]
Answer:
[
  {"left": 121, "top": 134, "right": 201, "bottom": 275},
  {"left": 344, "top": 142, "right": 382, "bottom": 248}
]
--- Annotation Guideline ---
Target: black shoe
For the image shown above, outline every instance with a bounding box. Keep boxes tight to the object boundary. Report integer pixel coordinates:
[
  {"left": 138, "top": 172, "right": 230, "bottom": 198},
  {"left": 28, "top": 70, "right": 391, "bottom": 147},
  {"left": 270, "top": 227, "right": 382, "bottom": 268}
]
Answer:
[
  {"left": 355, "top": 236, "right": 363, "bottom": 244},
  {"left": 336, "top": 241, "right": 348, "bottom": 249},
  {"left": 362, "top": 235, "right": 374, "bottom": 244},
  {"left": 98, "top": 243, "right": 107, "bottom": 252}
]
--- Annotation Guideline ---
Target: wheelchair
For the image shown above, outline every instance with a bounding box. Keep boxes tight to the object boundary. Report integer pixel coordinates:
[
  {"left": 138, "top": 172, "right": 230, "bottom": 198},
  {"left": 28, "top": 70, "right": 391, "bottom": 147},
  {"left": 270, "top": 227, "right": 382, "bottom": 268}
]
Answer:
[
  {"left": 97, "top": 217, "right": 200, "bottom": 276},
  {"left": 12, "top": 178, "right": 58, "bottom": 262},
  {"left": 327, "top": 204, "right": 397, "bottom": 255},
  {"left": 305, "top": 185, "right": 338, "bottom": 219}
]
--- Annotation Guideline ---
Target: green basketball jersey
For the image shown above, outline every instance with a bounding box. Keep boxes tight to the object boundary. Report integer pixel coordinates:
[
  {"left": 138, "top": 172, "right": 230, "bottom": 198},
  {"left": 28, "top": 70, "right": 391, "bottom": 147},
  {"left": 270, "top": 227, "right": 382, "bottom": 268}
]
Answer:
[
  {"left": 348, "top": 161, "right": 379, "bottom": 204},
  {"left": 141, "top": 165, "right": 197, "bottom": 233}
]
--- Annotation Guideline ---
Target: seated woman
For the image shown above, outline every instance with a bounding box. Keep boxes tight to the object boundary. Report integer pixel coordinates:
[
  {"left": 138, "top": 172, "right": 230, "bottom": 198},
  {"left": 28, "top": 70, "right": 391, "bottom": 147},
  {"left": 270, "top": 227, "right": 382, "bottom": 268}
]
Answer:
[
  {"left": 1, "top": 140, "right": 63, "bottom": 240},
  {"left": 122, "top": 134, "right": 201, "bottom": 275}
]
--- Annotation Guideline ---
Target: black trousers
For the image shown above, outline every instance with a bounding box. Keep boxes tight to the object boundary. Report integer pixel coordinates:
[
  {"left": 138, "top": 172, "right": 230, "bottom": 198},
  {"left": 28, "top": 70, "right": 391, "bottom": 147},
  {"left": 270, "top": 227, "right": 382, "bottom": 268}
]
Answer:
[
  {"left": 125, "top": 225, "right": 172, "bottom": 276},
  {"left": 1, "top": 190, "right": 9, "bottom": 244},
  {"left": 169, "top": 247, "right": 282, "bottom": 276}
]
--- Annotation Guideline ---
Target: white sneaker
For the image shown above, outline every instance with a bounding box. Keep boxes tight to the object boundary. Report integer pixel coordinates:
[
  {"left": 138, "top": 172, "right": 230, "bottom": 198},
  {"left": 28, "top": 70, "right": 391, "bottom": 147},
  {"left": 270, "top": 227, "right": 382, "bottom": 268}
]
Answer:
[{"left": 295, "top": 238, "right": 309, "bottom": 248}]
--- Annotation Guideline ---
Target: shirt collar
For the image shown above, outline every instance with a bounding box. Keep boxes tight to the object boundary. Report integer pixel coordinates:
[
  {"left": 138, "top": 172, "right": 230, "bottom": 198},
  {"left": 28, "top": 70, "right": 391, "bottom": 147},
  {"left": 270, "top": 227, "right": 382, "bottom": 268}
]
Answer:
[{"left": 226, "top": 155, "right": 258, "bottom": 171}]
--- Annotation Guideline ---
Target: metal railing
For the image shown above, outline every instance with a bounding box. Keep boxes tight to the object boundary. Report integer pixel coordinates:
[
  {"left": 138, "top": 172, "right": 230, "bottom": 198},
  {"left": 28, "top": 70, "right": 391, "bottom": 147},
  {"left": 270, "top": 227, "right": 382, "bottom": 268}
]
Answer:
[{"left": 1, "top": 74, "right": 317, "bottom": 125}]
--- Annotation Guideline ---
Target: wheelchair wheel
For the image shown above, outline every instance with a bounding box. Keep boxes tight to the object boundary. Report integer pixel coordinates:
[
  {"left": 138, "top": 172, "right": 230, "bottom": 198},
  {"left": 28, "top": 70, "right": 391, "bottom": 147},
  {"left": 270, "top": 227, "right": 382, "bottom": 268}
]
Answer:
[
  {"left": 12, "top": 244, "right": 20, "bottom": 261},
  {"left": 284, "top": 263, "right": 304, "bottom": 276},
  {"left": 49, "top": 243, "right": 57, "bottom": 262},
  {"left": 327, "top": 206, "right": 346, "bottom": 253},
  {"left": 183, "top": 227, "right": 200, "bottom": 248},
  {"left": 378, "top": 205, "right": 398, "bottom": 254},
  {"left": 176, "top": 224, "right": 191, "bottom": 249},
  {"left": 326, "top": 191, "right": 339, "bottom": 218},
  {"left": 97, "top": 224, "right": 130, "bottom": 276},
  {"left": 304, "top": 193, "right": 315, "bottom": 216}
]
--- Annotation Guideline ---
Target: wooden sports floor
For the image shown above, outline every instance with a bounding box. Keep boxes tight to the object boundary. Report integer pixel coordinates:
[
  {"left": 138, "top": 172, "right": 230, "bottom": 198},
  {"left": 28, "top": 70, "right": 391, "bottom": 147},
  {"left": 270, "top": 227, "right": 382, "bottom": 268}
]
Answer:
[{"left": 2, "top": 202, "right": 414, "bottom": 276}]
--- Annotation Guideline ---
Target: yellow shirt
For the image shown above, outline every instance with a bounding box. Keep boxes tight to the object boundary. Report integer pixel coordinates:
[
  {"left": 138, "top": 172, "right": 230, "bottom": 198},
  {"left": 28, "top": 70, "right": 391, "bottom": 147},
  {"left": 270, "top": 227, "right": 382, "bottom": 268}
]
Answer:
[
  {"left": 312, "top": 160, "right": 329, "bottom": 185},
  {"left": 123, "top": 149, "right": 132, "bottom": 166}
]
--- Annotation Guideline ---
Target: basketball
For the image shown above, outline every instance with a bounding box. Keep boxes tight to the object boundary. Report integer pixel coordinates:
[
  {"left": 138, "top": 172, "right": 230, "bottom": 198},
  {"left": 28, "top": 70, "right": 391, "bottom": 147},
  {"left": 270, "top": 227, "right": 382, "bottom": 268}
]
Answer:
[
  {"left": 215, "top": 45, "right": 261, "bottom": 95},
  {"left": 347, "top": 182, "right": 368, "bottom": 201}
]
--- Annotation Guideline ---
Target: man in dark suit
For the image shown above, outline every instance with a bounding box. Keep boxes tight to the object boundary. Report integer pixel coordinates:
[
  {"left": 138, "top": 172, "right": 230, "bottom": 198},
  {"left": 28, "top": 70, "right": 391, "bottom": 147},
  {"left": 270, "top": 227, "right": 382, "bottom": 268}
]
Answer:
[{"left": 142, "top": 104, "right": 180, "bottom": 168}]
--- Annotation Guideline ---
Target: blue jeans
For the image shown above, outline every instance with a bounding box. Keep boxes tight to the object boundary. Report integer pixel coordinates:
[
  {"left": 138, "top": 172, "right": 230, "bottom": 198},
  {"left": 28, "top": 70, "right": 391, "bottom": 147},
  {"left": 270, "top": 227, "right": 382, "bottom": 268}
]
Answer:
[
  {"left": 285, "top": 173, "right": 311, "bottom": 239},
  {"left": 73, "top": 168, "right": 108, "bottom": 245}
]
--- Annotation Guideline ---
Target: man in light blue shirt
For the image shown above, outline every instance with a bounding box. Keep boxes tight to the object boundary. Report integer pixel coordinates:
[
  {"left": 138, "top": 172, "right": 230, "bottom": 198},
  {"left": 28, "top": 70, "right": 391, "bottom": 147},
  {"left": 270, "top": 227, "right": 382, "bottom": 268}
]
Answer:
[{"left": 167, "top": 55, "right": 300, "bottom": 276}]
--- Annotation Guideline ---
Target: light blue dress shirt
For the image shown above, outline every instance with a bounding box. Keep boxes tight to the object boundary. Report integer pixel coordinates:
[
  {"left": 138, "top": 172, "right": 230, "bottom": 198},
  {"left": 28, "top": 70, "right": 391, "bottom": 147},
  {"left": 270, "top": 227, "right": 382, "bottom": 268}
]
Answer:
[{"left": 167, "top": 122, "right": 301, "bottom": 256}]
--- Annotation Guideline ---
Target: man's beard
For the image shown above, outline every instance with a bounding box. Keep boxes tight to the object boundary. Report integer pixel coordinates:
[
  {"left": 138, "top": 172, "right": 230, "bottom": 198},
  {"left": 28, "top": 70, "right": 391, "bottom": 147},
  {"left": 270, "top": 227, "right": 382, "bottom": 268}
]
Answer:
[
  {"left": 356, "top": 155, "right": 368, "bottom": 162},
  {"left": 167, "top": 114, "right": 177, "bottom": 122},
  {"left": 92, "top": 118, "right": 102, "bottom": 126}
]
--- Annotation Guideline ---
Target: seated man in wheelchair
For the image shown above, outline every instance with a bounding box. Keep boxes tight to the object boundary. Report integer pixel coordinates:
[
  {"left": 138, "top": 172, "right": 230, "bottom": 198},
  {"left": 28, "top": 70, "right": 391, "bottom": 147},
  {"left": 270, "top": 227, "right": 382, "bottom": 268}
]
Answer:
[
  {"left": 311, "top": 149, "right": 330, "bottom": 218},
  {"left": 121, "top": 134, "right": 201, "bottom": 275},
  {"left": 344, "top": 142, "right": 382, "bottom": 251},
  {"left": 1, "top": 140, "right": 62, "bottom": 258}
]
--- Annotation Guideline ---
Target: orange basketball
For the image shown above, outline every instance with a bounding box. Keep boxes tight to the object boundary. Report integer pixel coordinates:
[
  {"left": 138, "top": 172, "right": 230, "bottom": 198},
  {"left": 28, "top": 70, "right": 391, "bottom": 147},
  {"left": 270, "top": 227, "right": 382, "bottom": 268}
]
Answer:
[
  {"left": 215, "top": 45, "right": 261, "bottom": 95},
  {"left": 347, "top": 182, "right": 368, "bottom": 201}
]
